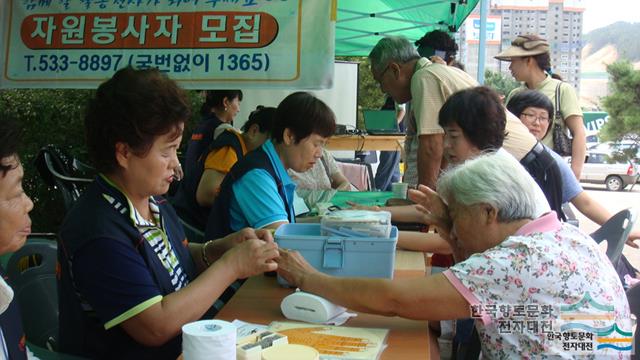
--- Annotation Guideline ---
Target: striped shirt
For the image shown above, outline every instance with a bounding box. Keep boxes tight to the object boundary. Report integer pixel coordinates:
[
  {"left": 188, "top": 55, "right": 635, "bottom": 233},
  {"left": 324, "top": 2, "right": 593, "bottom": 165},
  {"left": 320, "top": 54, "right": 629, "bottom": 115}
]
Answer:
[{"left": 102, "top": 193, "right": 189, "bottom": 291}]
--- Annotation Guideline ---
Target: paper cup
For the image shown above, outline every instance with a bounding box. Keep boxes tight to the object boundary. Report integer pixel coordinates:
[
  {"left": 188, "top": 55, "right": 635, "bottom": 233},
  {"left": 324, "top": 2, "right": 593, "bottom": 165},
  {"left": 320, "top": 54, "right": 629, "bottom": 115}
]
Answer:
[{"left": 391, "top": 182, "right": 408, "bottom": 199}]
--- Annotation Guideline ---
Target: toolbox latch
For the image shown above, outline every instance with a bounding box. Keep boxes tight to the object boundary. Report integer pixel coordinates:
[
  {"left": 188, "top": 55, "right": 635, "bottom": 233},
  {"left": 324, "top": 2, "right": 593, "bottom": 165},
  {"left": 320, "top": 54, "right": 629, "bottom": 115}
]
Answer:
[{"left": 322, "top": 238, "right": 344, "bottom": 269}]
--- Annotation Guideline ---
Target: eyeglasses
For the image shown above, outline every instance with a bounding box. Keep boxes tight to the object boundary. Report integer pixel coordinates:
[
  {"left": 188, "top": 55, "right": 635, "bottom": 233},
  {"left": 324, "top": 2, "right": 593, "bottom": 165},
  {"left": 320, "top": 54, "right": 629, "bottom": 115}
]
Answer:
[
  {"left": 373, "top": 63, "right": 392, "bottom": 90},
  {"left": 520, "top": 112, "right": 549, "bottom": 124}
]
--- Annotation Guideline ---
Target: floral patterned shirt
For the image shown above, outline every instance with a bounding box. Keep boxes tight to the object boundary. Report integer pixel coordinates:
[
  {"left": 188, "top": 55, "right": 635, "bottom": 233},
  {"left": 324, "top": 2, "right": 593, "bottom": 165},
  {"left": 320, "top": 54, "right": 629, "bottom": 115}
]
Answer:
[{"left": 444, "top": 212, "right": 631, "bottom": 359}]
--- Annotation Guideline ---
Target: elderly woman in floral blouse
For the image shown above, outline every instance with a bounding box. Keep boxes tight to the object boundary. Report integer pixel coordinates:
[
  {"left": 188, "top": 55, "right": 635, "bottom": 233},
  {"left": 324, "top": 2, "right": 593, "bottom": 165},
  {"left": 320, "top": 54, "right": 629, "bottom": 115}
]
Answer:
[{"left": 277, "top": 151, "right": 631, "bottom": 358}]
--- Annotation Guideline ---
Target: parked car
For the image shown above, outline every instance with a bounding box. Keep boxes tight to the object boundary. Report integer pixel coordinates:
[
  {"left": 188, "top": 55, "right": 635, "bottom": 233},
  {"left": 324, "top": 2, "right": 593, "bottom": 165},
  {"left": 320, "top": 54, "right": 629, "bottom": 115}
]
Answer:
[
  {"left": 585, "top": 130, "right": 600, "bottom": 150},
  {"left": 588, "top": 140, "right": 638, "bottom": 155},
  {"left": 579, "top": 151, "right": 639, "bottom": 191}
]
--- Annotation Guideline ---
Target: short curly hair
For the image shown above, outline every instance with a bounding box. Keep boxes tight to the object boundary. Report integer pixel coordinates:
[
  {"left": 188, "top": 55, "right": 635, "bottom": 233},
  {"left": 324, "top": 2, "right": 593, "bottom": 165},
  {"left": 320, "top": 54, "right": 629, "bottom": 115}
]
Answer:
[
  {"left": 415, "top": 30, "right": 459, "bottom": 64},
  {"left": 438, "top": 87, "right": 506, "bottom": 151},
  {"left": 84, "top": 67, "right": 190, "bottom": 174}
]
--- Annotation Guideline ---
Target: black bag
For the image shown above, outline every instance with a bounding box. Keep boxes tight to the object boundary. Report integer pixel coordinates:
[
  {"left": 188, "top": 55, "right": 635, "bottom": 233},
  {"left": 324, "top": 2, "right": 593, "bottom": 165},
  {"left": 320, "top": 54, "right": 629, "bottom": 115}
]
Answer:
[{"left": 552, "top": 83, "right": 573, "bottom": 156}]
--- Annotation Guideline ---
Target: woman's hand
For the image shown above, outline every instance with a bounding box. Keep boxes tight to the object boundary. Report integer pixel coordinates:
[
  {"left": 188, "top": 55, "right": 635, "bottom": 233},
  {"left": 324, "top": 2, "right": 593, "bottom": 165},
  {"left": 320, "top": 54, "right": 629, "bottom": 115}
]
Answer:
[
  {"left": 276, "top": 248, "right": 319, "bottom": 288},
  {"left": 408, "top": 185, "right": 451, "bottom": 235},
  {"left": 225, "top": 227, "right": 274, "bottom": 247},
  {"left": 211, "top": 228, "right": 275, "bottom": 258},
  {"left": 626, "top": 230, "right": 640, "bottom": 249},
  {"left": 430, "top": 55, "right": 446, "bottom": 65},
  {"left": 222, "top": 239, "right": 279, "bottom": 279}
]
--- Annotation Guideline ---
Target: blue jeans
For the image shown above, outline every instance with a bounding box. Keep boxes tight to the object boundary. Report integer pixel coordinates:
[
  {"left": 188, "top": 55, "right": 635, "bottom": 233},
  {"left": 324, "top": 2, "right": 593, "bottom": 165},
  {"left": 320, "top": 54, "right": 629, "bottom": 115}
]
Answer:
[{"left": 375, "top": 150, "right": 401, "bottom": 191}]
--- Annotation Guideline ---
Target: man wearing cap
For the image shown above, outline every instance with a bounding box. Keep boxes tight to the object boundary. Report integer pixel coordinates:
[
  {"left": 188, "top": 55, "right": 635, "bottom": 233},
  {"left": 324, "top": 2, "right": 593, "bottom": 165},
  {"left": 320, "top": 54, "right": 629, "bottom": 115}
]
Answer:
[
  {"left": 495, "top": 34, "right": 586, "bottom": 179},
  {"left": 368, "top": 35, "right": 477, "bottom": 189}
]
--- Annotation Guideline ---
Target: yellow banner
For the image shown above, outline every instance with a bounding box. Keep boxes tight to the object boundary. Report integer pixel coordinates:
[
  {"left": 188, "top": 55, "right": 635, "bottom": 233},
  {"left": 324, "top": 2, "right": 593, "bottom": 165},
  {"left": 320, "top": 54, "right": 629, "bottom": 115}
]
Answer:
[{"left": 0, "top": 0, "right": 334, "bottom": 89}]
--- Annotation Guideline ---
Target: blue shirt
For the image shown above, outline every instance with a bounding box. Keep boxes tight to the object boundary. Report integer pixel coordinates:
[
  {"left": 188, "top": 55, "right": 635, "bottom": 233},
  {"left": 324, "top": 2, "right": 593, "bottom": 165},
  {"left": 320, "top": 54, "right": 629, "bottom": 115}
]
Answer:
[
  {"left": 229, "top": 140, "right": 296, "bottom": 230},
  {"left": 548, "top": 149, "right": 583, "bottom": 203}
]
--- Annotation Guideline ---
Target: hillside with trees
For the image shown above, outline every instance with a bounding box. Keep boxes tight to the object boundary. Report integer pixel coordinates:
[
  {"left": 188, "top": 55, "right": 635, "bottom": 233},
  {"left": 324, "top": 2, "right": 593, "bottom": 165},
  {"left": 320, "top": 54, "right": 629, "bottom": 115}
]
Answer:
[
  {"left": 580, "top": 22, "right": 640, "bottom": 108},
  {"left": 583, "top": 22, "right": 640, "bottom": 67}
]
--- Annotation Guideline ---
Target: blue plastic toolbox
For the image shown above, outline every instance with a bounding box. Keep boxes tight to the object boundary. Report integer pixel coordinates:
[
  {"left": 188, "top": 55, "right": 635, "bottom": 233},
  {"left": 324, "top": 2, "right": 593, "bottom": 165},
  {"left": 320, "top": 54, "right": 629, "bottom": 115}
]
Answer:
[{"left": 274, "top": 223, "right": 398, "bottom": 285}]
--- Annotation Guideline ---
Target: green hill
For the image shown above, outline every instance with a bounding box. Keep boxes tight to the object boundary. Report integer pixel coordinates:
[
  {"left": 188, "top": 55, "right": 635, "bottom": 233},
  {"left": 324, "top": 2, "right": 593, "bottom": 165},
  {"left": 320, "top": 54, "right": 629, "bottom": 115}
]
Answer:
[{"left": 584, "top": 22, "right": 640, "bottom": 62}]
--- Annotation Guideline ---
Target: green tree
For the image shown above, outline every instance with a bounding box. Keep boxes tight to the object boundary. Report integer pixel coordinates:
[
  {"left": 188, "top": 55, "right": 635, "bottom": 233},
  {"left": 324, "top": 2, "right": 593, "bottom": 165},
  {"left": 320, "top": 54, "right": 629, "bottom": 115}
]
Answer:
[
  {"left": 0, "top": 88, "right": 203, "bottom": 233},
  {"left": 483, "top": 69, "right": 520, "bottom": 98},
  {"left": 0, "top": 89, "right": 93, "bottom": 234},
  {"left": 600, "top": 60, "right": 640, "bottom": 156}
]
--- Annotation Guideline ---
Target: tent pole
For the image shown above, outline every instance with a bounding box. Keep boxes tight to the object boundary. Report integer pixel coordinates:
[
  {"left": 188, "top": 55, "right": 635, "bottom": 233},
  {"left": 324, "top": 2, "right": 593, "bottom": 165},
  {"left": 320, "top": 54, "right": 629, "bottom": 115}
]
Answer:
[{"left": 477, "top": 0, "right": 489, "bottom": 84}]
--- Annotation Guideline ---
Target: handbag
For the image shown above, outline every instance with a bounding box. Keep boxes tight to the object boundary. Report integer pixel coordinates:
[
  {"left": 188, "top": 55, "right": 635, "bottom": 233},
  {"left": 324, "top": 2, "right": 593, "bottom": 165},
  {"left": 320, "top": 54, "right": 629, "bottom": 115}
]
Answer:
[{"left": 552, "top": 83, "right": 573, "bottom": 156}]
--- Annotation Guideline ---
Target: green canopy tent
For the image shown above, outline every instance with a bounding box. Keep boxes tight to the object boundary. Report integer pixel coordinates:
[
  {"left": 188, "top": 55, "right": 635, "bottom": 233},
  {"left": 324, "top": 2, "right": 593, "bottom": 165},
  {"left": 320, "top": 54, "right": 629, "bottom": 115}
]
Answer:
[{"left": 335, "top": 0, "right": 480, "bottom": 56}]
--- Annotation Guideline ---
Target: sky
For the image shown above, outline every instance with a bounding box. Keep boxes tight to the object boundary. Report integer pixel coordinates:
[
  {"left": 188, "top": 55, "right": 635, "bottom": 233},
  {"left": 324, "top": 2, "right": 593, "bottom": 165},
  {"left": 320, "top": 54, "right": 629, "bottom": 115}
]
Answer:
[{"left": 581, "top": 0, "right": 640, "bottom": 33}]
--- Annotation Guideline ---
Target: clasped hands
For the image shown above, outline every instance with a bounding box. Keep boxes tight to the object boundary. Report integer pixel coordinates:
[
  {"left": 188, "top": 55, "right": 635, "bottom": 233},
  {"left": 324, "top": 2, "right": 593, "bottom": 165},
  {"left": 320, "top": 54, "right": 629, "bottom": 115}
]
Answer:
[{"left": 217, "top": 227, "right": 318, "bottom": 289}]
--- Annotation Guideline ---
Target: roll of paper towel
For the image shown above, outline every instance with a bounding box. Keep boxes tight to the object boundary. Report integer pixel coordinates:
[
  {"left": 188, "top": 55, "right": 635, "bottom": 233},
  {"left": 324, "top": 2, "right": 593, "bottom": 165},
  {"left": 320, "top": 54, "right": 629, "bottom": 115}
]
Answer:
[{"left": 182, "top": 320, "right": 237, "bottom": 360}]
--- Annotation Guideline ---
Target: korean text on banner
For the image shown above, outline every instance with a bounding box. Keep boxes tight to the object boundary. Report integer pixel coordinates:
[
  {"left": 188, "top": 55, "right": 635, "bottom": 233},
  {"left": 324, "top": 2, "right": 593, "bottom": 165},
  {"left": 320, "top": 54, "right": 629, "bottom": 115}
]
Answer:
[{"left": 0, "top": 0, "right": 335, "bottom": 89}]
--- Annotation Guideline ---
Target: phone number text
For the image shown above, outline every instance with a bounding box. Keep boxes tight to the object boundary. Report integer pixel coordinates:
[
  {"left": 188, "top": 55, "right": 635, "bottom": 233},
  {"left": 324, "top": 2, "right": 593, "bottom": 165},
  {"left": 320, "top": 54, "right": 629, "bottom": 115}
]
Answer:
[{"left": 22, "top": 52, "right": 270, "bottom": 73}]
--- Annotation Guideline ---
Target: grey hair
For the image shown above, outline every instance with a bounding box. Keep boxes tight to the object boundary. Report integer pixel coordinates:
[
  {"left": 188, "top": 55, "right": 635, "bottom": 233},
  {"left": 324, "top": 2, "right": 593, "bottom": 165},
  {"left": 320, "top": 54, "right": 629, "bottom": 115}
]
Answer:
[
  {"left": 437, "top": 151, "right": 538, "bottom": 222},
  {"left": 368, "top": 36, "right": 420, "bottom": 74}
]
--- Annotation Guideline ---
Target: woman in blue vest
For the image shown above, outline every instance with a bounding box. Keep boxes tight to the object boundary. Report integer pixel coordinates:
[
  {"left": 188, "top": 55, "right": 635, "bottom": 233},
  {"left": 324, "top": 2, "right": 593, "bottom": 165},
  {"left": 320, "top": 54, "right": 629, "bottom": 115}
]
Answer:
[
  {"left": 172, "top": 89, "right": 243, "bottom": 230},
  {"left": 0, "top": 119, "right": 35, "bottom": 359},
  {"left": 57, "top": 67, "right": 279, "bottom": 359},
  {"left": 205, "top": 92, "right": 336, "bottom": 239}
]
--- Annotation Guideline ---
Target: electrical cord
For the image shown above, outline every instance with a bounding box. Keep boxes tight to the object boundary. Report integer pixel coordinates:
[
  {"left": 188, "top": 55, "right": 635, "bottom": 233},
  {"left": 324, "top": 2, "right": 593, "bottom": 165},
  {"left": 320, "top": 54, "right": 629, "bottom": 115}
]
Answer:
[{"left": 357, "top": 132, "right": 366, "bottom": 152}]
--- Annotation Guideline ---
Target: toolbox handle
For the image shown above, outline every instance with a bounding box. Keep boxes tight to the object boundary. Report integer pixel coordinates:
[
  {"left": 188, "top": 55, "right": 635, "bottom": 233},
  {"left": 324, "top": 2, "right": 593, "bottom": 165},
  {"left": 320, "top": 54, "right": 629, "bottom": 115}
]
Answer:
[{"left": 322, "top": 238, "right": 344, "bottom": 269}]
